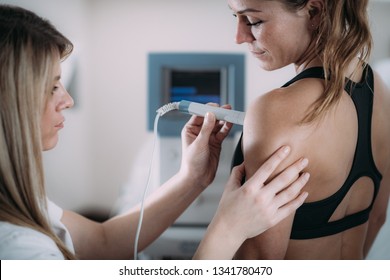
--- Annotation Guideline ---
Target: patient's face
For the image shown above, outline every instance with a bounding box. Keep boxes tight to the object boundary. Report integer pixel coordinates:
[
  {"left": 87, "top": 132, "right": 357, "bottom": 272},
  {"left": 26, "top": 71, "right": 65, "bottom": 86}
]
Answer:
[{"left": 228, "top": 0, "right": 313, "bottom": 70}]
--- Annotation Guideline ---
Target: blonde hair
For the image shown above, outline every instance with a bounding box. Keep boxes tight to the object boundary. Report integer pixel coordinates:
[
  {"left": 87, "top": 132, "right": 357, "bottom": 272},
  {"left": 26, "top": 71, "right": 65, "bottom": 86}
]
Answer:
[
  {"left": 282, "top": 0, "right": 372, "bottom": 122},
  {"left": 0, "top": 5, "right": 75, "bottom": 259}
]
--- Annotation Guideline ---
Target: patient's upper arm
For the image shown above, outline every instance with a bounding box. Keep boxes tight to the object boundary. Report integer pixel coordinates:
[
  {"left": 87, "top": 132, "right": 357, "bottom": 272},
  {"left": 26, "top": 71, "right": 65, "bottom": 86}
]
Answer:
[
  {"left": 243, "top": 91, "right": 303, "bottom": 181},
  {"left": 240, "top": 90, "right": 307, "bottom": 259}
]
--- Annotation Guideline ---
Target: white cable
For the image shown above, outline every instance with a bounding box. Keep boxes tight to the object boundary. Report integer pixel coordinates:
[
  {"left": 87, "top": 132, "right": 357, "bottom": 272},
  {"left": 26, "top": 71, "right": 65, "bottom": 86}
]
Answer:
[
  {"left": 133, "top": 113, "right": 160, "bottom": 260},
  {"left": 133, "top": 103, "right": 178, "bottom": 259},
  {"left": 132, "top": 100, "right": 243, "bottom": 259}
]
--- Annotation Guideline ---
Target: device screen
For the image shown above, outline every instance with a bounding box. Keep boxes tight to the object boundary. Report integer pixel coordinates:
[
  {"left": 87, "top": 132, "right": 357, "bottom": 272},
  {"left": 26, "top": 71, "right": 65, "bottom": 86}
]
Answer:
[{"left": 169, "top": 70, "right": 221, "bottom": 104}]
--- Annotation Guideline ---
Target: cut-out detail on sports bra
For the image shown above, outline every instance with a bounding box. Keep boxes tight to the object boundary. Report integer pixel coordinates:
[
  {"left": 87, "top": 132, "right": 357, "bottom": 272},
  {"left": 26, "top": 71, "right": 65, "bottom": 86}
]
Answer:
[{"left": 231, "top": 65, "right": 383, "bottom": 239}]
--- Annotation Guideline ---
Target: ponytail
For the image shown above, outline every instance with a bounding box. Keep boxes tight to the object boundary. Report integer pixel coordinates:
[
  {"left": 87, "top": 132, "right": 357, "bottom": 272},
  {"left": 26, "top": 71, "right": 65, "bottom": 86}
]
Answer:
[{"left": 306, "top": 0, "right": 372, "bottom": 122}]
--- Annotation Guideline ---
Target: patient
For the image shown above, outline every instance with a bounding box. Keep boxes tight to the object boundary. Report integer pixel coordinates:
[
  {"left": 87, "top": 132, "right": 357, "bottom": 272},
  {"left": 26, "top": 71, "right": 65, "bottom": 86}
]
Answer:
[
  {"left": 0, "top": 4, "right": 309, "bottom": 260},
  {"left": 229, "top": 0, "right": 390, "bottom": 259}
]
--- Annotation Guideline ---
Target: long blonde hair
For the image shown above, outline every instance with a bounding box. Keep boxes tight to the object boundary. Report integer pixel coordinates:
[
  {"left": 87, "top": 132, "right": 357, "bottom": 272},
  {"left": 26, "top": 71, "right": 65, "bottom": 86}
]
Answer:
[
  {"left": 0, "top": 5, "right": 75, "bottom": 259},
  {"left": 283, "top": 0, "right": 372, "bottom": 122}
]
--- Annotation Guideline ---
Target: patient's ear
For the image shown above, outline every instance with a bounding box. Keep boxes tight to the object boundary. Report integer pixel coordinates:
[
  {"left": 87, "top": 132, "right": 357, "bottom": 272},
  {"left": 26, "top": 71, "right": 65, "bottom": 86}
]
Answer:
[
  {"left": 308, "top": 0, "right": 324, "bottom": 16},
  {"left": 306, "top": 0, "right": 324, "bottom": 29}
]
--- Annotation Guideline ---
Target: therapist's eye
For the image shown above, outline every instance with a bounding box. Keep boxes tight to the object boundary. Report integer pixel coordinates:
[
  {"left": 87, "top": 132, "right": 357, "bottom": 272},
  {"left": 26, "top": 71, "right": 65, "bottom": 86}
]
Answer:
[{"left": 52, "top": 82, "right": 60, "bottom": 94}]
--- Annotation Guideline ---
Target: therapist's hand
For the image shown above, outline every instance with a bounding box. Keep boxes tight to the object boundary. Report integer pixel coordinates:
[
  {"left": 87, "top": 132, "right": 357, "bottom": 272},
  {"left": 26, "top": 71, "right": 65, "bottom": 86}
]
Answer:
[
  {"left": 193, "top": 146, "right": 309, "bottom": 259},
  {"left": 217, "top": 150, "right": 309, "bottom": 241},
  {"left": 180, "top": 104, "right": 233, "bottom": 189}
]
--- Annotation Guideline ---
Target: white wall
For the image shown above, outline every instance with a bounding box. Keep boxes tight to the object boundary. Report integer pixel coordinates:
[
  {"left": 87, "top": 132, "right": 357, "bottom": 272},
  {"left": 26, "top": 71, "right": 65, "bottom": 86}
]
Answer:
[
  {"left": 1, "top": 0, "right": 94, "bottom": 211},
  {"left": 369, "top": 0, "right": 390, "bottom": 63},
  {"left": 2, "top": 0, "right": 390, "bottom": 216}
]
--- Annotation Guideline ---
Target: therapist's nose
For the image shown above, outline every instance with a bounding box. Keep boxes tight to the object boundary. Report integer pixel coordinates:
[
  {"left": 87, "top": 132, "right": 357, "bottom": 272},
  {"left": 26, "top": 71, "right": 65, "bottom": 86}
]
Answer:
[
  {"left": 58, "top": 83, "right": 74, "bottom": 110},
  {"left": 64, "top": 90, "right": 74, "bottom": 109}
]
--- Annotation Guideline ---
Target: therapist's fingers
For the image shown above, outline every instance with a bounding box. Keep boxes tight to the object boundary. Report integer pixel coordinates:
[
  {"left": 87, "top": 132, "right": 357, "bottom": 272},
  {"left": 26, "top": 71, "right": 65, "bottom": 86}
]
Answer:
[
  {"left": 199, "top": 104, "right": 233, "bottom": 140},
  {"left": 225, "top": 163, "right": 246, "bottom": 191},
  {"left": 208, "top": 104, "right": 234, "bottom": 142},
  {"left": 196, "top": 112, "right": 216, "bottom": 144},
  {"left": 274, "top": 188, "right": 309, "bottom": 222},
  {"left": 215, "top": 121, "right": 233, "bottom": 142},
  {"left": 266, "top": 157, "right": 309, "bottom": 194},
  {"left": 273, "top": 172, "right": 310, "bottom": 208},
  {"left": 246, "top": 146, "right": 292, "bottom": 185},
  {"left": 184, "top": 103, "right": 233, "bottom": 144},
  {"left": 273, "top": 172, "right": 310, "bottom": 207},
  {"left": 186, "top": 114, "right": 205, "bottom": 127}
]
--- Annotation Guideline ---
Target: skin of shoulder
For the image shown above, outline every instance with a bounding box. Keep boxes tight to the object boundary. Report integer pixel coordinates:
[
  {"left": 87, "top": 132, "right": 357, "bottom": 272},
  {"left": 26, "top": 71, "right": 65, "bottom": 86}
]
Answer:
[
  {"left": 238, "top": 77, "right": 327, "bottom": 259},
  {"left": 243, "top": 77, "right": 324, "bottom": 183}
]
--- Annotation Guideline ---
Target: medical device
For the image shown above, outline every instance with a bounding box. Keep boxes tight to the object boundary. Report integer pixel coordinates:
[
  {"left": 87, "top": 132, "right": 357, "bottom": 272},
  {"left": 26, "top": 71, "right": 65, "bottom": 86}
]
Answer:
[
  {"left": 133, "top": 53, "right": 245, "bottom": 259},
  {"left": 134, "top": 100, "right": 245, "bottom": 259},
  {"left": 157, "top": 100, "right": 245, "bottom": 125},
  {"left": 147, "top": 53, "right": 245, "bottom": 136}
]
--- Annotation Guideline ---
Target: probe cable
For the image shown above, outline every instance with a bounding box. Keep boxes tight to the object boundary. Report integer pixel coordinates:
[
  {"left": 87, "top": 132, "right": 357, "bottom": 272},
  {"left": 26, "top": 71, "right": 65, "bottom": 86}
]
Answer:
[{"left": 133, "top": 113, "right": 160, "bottom": 260}]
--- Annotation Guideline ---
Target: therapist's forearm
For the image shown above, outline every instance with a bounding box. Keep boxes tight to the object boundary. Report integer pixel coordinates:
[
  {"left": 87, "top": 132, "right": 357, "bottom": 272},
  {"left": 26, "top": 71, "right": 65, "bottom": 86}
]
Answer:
[
  {"left": 193, "top": 218, "right": 244, "bottom": 260},
  {"left": 101, "top": 171, "right": 206, "bottom": 259}
]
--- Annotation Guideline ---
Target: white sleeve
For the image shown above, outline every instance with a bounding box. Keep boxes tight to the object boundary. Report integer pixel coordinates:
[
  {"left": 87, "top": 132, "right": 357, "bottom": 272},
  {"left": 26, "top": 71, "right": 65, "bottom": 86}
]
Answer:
[
  {"left": 0, "top": 223, "right": 64, "bottom": 260},
  {"left": 47, "top": 199, "right": 75, "bottom": 254},
  {"left": 0, "top": 199, "right": 75, "bottom": 260}
]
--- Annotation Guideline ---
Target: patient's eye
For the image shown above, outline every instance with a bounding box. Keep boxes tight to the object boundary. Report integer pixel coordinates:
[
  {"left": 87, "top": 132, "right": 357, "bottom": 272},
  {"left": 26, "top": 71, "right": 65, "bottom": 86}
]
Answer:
[
  {"left": 246, "top": 16, "right": 263, "bottom": 27},
  {"left": 246, "top": 20, "right": 263, "bottom": 27},
  {"left": 232, "top": 13, "right": 263, "bottom": 28}
]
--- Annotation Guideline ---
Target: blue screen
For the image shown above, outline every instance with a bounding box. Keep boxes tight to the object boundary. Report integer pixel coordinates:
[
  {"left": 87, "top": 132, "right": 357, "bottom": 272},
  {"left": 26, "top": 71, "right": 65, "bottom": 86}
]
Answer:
[{"left": 169, "top": 70, "right": 221, "bottom": 104}]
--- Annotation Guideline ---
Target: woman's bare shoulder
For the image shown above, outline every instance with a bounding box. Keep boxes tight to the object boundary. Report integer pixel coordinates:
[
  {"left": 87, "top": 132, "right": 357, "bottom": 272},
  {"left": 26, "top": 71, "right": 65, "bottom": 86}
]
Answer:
[
  {"left": 245, "top": 78, "right": 325, "bottom": 137},
  {"left": 243, "top": 79, "right": 325, "bottom": 177}
]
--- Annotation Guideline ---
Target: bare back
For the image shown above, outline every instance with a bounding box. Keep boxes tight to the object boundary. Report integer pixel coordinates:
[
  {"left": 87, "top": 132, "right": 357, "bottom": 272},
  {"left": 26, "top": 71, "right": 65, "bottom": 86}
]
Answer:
[{"left": 234, "top": 65, "right": 390, "bottom": 259}]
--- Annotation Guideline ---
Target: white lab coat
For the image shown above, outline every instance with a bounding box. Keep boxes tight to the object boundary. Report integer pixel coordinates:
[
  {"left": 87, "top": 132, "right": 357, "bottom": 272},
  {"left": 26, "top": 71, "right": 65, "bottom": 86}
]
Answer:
[{"left": 0, "top": 199, "right": 74, "bottom": 260}]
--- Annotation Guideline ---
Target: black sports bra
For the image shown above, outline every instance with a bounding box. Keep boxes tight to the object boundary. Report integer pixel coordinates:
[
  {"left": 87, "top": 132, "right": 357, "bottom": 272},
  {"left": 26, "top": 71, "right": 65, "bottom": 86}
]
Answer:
[{"left": 231, "top": 66, "right": 383, "bottom": 239}]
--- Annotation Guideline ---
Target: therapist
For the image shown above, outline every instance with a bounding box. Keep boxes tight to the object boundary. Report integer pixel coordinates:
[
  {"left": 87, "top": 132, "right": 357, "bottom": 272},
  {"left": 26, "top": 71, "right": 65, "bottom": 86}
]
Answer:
[{"left": 0, "top": 5, "right": 309, "bottom": 260}]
